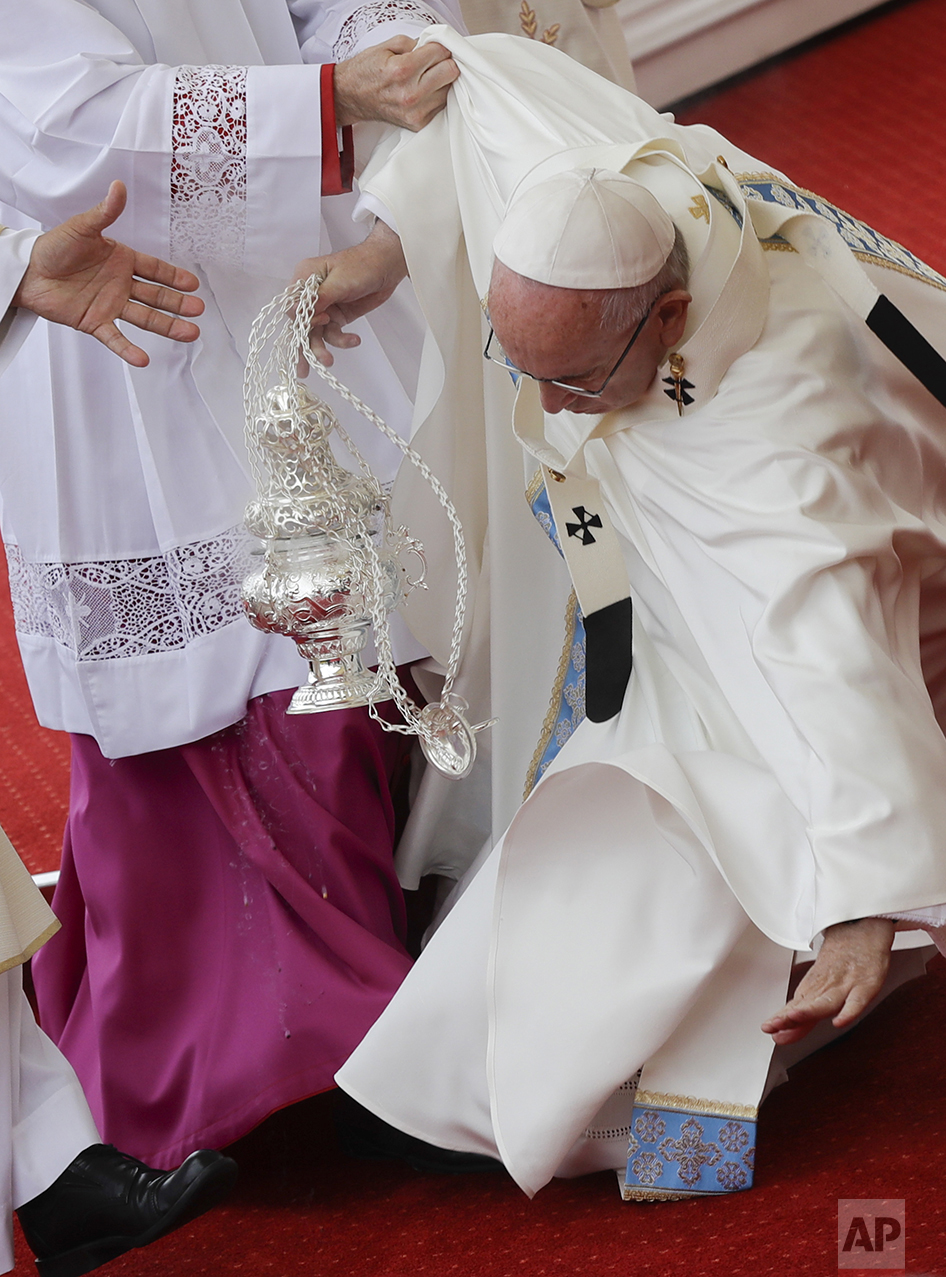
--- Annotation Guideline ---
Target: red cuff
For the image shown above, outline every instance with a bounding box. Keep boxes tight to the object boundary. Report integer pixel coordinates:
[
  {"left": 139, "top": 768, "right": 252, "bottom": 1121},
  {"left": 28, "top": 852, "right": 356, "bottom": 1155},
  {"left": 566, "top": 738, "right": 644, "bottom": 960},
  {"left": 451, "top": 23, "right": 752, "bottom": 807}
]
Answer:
[{"left": 320, "top": 63, "right": 355, "bottom": 196}]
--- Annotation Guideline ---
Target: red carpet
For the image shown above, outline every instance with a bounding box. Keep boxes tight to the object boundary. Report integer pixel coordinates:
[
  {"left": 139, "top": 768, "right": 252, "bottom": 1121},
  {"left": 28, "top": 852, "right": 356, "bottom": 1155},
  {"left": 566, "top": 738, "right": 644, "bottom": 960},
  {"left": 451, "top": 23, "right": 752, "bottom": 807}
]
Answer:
[
  {"left": 12, "top": 965, "right": 946, "bottom": 1275},
  {"left": 672, "top": 0, "right": 946, "bottom": 276},
  {"left": 0, "top": 551, "right": 69, "bottom": 876},
  {"left": 4, "top": 0, "right": 946, "bottom": 1271}
]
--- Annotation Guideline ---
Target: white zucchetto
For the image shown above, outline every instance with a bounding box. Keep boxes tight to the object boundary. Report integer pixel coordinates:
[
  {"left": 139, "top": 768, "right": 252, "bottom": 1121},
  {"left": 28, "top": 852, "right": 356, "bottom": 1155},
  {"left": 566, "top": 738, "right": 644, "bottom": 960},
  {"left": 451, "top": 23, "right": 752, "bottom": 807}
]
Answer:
[{"left": 493, "top": 167, "right": 677, "bottom": 289}]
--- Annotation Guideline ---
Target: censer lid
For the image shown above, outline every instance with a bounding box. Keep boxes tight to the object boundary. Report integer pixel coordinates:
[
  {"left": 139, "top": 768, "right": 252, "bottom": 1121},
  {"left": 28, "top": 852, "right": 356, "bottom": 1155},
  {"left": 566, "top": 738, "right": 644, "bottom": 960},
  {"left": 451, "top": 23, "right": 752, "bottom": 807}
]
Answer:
[{"left": 245, "top": 383, "right": 384, "bottom": 539}]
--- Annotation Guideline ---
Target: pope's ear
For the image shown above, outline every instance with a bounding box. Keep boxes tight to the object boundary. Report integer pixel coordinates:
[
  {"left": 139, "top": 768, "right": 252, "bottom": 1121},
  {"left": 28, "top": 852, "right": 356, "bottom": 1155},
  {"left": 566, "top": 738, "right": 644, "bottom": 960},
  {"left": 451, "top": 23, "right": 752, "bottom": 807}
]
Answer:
[{"left": 653, "top": 290, "right": 691, "bottom": 349}]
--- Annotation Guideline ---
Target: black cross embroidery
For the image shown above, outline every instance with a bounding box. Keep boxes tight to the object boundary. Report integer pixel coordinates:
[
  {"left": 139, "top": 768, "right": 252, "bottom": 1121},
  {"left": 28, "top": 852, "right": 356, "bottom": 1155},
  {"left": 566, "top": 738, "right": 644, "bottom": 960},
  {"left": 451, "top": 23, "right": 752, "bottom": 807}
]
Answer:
[
  {"left": 662, "top": 375, "right": 695, "bottom": 409},
  {"left": 566, "top": 506, "right": 603, "bottom": 546}
]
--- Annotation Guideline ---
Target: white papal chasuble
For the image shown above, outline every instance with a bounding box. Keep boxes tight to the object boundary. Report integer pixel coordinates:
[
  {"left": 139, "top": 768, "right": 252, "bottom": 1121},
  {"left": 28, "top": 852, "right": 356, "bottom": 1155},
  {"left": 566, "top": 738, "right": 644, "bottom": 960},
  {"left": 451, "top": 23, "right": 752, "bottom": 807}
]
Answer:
[{"left": 338, "top": 29, "right": 946, "bottom": 1200}]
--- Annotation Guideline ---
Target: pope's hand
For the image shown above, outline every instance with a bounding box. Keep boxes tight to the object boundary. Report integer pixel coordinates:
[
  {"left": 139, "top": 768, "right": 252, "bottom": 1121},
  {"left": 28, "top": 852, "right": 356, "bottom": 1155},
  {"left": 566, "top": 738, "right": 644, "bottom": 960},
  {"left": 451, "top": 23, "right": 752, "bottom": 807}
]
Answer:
[
  {"left": 12, "top": 181, "right": 203, "bottom": 368},
  {"left": 292, "top": 220, "right": 408, "bottom": 368},
  {"left": 334, "top": 36, "right": 458, "bottom": 131},
  {"left": 761, "top": 916, "right": 895, "bottom": 1046}
]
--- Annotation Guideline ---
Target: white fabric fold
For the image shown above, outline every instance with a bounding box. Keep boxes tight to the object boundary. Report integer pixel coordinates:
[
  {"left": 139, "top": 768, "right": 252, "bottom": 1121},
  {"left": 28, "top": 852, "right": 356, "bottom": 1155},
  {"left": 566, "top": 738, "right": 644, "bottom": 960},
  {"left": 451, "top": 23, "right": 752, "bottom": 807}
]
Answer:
[
  {"left": 361, "top": 28, "right": 946, "bottom": 935},
  {"left": 0, "top": 227, "right": 38, "bottom": 380}
]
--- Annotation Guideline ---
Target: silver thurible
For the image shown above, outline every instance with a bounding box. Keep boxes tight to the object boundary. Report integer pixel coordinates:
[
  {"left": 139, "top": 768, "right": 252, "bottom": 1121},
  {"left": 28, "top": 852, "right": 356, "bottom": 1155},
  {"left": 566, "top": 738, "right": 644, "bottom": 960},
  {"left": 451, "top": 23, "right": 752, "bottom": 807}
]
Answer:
[{"left": 241, "top": 383, "right": 424, "bottom": 713}]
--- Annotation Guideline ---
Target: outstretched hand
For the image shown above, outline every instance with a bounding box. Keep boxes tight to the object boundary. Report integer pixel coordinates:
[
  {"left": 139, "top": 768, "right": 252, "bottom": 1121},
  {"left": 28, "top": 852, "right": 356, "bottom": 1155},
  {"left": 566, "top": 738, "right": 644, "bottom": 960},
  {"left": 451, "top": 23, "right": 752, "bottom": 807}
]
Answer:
[
  {"left": 292, "top": 220, "right": 408, "bottom": 368},
  {"left": 334, "top": 36, "right": 459, "bottom": 132},
  {"left": 12, "top": 181, "right": 203, "bottom": 367},
  {"left": 761, "top": 917, "right": 895, "bottom": 1046}
]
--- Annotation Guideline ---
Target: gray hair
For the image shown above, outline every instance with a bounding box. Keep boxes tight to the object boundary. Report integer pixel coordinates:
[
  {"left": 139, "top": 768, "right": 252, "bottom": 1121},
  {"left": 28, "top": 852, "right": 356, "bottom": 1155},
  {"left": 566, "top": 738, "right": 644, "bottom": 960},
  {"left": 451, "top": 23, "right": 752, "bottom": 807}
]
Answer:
[{"left": 596, "top": 225, "right": 690, "bottom": 332}]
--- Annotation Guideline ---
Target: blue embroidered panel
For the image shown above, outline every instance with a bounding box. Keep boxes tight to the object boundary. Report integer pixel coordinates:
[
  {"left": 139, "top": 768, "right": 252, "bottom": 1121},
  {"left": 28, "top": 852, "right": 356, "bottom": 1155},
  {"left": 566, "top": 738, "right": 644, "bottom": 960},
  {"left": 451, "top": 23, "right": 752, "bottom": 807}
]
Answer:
[
  {"left": 624, "top": 1103, "right": 756, "bottom": 1197},
  {"left": 529, "top": 482, "right": 587, "bottom": 790},
  {"left": 704, "top": 183, "right": 744, "bottom": 228},
  {"left": 737, "top": 178, "right": 946, "bottom": 289}
]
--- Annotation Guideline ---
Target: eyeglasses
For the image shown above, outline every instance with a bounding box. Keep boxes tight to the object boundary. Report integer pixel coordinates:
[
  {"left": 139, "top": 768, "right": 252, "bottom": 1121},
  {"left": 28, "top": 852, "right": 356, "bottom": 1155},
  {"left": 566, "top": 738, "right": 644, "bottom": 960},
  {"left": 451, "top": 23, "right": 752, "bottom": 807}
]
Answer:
[{"left": 483, "top": 302, "right": 655, "bottom": 399}]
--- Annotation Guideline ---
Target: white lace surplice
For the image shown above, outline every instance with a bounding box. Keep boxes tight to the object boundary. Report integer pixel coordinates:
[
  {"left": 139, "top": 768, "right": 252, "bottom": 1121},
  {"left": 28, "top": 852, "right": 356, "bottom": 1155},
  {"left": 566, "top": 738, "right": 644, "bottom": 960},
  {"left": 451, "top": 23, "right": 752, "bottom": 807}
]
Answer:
[{"left": 0, "top": 0, "right": 461, "bottom": 756}]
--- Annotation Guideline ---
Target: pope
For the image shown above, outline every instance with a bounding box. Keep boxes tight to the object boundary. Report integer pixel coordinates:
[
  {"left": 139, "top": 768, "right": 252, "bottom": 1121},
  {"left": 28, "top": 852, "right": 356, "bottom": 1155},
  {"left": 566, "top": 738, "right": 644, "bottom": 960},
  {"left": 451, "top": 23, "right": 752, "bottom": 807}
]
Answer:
[{"left": 296, "top": 29, "right": 946, "bottom": 1200}]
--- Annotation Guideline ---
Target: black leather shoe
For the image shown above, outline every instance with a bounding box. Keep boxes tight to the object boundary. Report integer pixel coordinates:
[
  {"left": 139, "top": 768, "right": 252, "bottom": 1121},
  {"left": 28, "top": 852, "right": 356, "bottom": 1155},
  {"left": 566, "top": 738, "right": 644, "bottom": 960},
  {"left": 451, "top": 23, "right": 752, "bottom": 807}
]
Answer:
[
  {"left": 16, "top": 1143, "right": 238, "bottom": 1277},
  {"left": 335, "top": 1093, "right": 504, "bottom": 1175}
]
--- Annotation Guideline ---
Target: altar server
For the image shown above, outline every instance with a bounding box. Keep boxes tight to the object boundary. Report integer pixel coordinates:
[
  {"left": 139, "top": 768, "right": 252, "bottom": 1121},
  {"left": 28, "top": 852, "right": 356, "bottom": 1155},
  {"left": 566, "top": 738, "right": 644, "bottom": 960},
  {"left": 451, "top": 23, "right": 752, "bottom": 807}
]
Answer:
[
  {"left": 0, "top": 188, "right": 236, "bottom": 1277},
  {"left": 0, "top": 0, "right": 466, "bottom": 1168},
  {"left": 298, "top": 30, "right": 946, "bottom": 1198}
]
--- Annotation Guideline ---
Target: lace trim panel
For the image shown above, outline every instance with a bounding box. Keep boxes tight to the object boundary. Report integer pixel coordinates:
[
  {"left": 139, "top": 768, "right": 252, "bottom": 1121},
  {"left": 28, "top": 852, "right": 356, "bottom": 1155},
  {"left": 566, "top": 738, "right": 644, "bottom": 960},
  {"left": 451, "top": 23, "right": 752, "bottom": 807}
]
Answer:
[
  {"left": 171, "top": 65, "right": 248, "bottom": 268},
  {"left": 582, "top": 1072, "right": 640, "bottom": 1141},
  {"left": 583, "top": 1125, "right": 633, "bottom": 1141},
  {"left": 6, "top": 528, "right": 256, "bottom": 662},
  {"left": 334, "top": 0, "right": 439, "bottom": 59},
  {"left": 880, "top": 906, "right": 946, "bottom": 927}
]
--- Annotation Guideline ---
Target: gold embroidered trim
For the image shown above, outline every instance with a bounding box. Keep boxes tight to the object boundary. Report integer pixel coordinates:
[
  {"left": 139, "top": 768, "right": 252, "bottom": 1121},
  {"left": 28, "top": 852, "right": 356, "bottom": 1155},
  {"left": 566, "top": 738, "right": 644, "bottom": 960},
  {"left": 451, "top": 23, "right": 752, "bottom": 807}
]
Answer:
[
  {"left": 523, "top": 468, "right": 577, "bottom": 797},
  {"left": 760, "top": 240, "right": 946, "bottom": 290},
  {"left": 622, "top": 1186, "right": 697, "bottom": 1203},
  {"left": 635, "top": 1090, "right": 758, "bottom": 1120},
  {"left": 853, "top": 250, "right": 946, "bottom": 292},
  {"left": 525, "top": 466, "right": 544, "bottom": 505},
  {"left": 523, "top": 589, "right": 580, "bottom": 799},
  {"left": 737, "top": 174, "right": 946, "bottom": 292},
  {"left": 0, "top": 917, "right": 61, "bottom": 976},
  {"left": 734, "top": 170, "right": 783, "bottom": 183}
]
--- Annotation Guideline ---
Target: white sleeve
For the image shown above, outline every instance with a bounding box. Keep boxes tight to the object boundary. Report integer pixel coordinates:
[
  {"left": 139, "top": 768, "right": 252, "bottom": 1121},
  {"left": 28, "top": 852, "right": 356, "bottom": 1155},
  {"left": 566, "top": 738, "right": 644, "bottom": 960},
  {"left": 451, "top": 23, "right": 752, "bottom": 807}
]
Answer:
[
  {"left": 289, "top": 0, "right": 467, "bottom": 63},
  {"left": 0, "top": 228, "right": 37, "bottom": 315},
  {"left": 0, "top": 228, "right": 39, "bottom": 376},
  {"left": 0, "top": 0, "right": 325, "bottom": 277},
  {"left": 353, "top": 190, "right": 398, "bottom": 231}
]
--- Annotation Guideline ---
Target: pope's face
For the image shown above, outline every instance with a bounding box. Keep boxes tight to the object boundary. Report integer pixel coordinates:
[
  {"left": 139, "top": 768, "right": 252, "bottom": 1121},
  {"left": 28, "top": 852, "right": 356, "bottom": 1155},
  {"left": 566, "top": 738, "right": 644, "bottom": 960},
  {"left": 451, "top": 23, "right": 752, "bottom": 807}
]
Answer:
[{"left": 488, "top": 263, "right": 690, "bottom": 416}]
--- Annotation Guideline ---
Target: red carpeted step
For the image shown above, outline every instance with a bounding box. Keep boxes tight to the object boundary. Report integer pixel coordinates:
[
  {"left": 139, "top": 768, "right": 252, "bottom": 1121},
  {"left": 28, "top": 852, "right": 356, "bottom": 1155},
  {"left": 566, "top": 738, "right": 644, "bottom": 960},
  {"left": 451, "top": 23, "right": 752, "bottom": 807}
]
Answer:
[
  {"left": 673, "top": 0, "right": 946, "bottom": 276},
  {"left": 11, "top": 964, "right": 946, "bottom": 1274}
]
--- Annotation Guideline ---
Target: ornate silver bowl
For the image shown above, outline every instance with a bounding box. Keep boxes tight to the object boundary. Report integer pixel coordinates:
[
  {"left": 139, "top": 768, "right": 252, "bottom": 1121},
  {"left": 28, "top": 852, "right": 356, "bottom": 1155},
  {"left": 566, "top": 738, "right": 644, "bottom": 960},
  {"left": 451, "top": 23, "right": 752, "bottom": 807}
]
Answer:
[{"left": 241, "top": 383, "right": 420, "bottom": 713}]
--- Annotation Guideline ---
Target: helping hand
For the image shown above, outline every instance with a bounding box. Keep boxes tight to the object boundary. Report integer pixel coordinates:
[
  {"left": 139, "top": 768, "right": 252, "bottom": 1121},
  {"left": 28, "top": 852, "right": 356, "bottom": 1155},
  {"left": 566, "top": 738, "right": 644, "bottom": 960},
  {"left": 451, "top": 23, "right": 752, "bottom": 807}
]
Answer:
[
  {"left": 11, "top": 181, "right": 203, "bottom": 368},
  {"left": 761, "top": 916, "right": 895, "bottom": 1046},
  {"left": 292, "top": 220, "right": 408, "bottom": 368},
  {"left": 334, "top": 36, "right": 458, "bottom": 131}
]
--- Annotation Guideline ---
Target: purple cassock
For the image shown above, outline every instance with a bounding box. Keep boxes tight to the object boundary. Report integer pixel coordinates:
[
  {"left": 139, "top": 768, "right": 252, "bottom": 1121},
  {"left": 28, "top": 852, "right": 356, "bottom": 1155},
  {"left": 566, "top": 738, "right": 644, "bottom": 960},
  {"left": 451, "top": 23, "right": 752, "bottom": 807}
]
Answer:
[{"left": 32, "top": 689, "right": 415, "bottom": 1168}]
